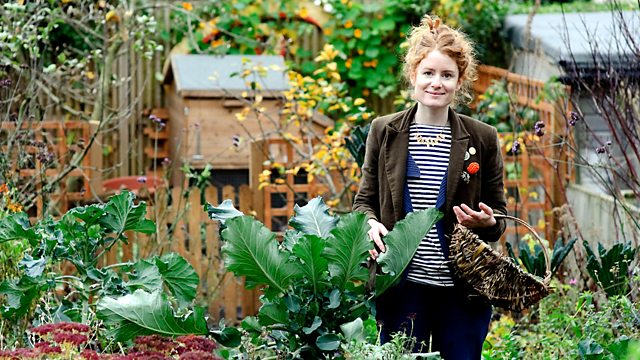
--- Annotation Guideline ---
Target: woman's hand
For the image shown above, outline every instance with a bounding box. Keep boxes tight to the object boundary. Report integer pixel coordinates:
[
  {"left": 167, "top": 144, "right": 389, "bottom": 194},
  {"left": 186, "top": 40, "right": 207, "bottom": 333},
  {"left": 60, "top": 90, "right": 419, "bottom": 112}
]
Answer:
[
  {"left": 367, "top": 219, "right": 388, "bottom": 260},
  {"left": 453, "top": 202, "right": 497, "bottom": 229}
]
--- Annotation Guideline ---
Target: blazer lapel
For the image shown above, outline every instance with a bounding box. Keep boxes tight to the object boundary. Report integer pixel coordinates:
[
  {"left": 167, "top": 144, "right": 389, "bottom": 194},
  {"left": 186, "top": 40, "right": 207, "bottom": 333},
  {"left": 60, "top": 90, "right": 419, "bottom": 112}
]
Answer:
[
  {"left": 384, "top": 105, "right": 416, "bottom": 221},
  {"left": 445, "top": 108, "right": 470, "bottom": 216}
]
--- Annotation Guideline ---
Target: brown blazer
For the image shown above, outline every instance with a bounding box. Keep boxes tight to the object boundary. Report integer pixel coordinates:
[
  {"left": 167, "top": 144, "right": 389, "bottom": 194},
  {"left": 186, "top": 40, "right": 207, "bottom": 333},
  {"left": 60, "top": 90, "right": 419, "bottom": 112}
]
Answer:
[{"left": 353, "top": 104, "right": 507, "bottom": 244}]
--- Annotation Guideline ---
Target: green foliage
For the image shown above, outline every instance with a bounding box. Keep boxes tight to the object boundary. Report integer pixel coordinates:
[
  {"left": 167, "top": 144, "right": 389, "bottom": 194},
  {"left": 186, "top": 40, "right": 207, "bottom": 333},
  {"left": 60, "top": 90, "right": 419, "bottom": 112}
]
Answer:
[
  {"left": 0, "top": 191, "right": 207, "bottom": 344},
  {"left": 583, "top": 240, "right": 638, "bottom": 297},
  {"left": 376, "top": 209, "right": 443, "bottom": 296},
  {"left": 432, "top": 0, "right": 510, "bottom": 66},
  {"left": 344, "top": 124, "right": 370, "bottom": 169},
  {"left": 289, "top": 197, "right": 338, "bottom": 238},
  {"left": 474, "top": 80, "right": 539, "bottom": 132},
  {"left": 483, "top": 283, "right": 640, "bottom": 359},
  {"left": 341, "top": 316, "right": 441, "bottom": 359},
  {"left": 506, "top": 235, "right": 577, "bottom": 278},
  {"left": 96, "top": 290, "right": 208, "bottom": 342},
  {"left": 208, "top": 197, "right": 441, "bottom": 357},
  {"left": 221, "top": 215, "right": 298, "bottom": 294}
]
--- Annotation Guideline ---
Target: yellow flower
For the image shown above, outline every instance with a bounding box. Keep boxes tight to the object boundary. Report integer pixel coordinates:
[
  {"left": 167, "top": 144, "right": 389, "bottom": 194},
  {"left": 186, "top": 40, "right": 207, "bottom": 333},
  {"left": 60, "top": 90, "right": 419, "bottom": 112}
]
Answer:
[
  {"left": 354, "top": 29, "right": 362, "bottom": 38},
  {"left": 182, "top": 2, "right": 193, "bottom": 11},
  {"left": 7, "top": 201, "right": 22, "bottom": 213},
  {"left": 298, "top": 7, "right": 308, "bottom": 18},
  {"left": 353, "top": 98, "right": 365, "bottom": 106},
  {"left": 314, "top": 44, "right": 339, "bottom": 62},
  {"left": 344, "top": 20, "right": 353, "bottom": 29},
  {"left": 345, "top": 59, "right": 352, "bottom": 69},
  {"left": 105, "top": 10, "right": 120, "bottom": 23}
]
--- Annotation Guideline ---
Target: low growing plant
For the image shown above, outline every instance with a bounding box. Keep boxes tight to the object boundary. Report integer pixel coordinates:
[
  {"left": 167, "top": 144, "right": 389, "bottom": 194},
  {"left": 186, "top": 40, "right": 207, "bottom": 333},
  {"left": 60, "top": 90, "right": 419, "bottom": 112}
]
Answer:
[
  {"left": 0, "top": 191, "right": 226, "bottom": 345},
  {"left": 483, "top": 283, "right": 640, "bottom": 359},
  {"left": 506, "top": 235, "right": 577, "bottom": 278},
  {"left": 0, "top": 322, "right": 223, "bottom": 359},
  {"left": 583, "top": 240, "right": 638, "bottom": 298},
  {"left": 206, "top": 197, "right": 442, "bottom": 358}
]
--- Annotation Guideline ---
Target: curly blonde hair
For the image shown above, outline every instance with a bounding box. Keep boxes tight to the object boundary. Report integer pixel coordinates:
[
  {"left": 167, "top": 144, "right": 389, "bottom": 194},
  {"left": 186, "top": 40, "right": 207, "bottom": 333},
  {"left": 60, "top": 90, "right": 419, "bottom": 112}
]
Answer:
[{"left": 403, "top": 15, "right": 478, "bottom": 106}]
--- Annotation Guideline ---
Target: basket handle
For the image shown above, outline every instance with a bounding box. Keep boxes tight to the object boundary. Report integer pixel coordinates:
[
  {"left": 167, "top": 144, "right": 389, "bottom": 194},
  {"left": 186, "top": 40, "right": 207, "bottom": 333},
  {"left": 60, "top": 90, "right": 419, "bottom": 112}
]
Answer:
[{"left": 494, "top": 214, "right": 552, "bottom": 284}]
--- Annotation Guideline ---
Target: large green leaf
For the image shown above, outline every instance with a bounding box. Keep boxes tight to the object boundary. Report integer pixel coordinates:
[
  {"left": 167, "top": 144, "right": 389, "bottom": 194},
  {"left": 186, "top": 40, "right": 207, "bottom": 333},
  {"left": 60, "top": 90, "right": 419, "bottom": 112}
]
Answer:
[
  {"left": 99, "top": 191, "right": 156, "bottom": 236},
  {"left": 66, "top": 203, "right": 106, "bottom": 227},
  {"left": 376, "top": 209, "right": 443, "bottom": 296},
  {"left": 316, "top": 333, "right": 341, "bottom": 351},
  {"left": 289, "top": 197, "right": 337, "bottom": 238},
  {"left": 292, "top": 235, "right": 329, "bottom": 294},
  {"left": 221, "top": 216, "right": 298, "bottom": 293},
  {"left": 324, "top": 212, "right": 371, "bottom": 290},
  {"left": 0, "top": 276, "right": 46, "bottom": 319},
  {"left": 155, "top": 253, "right": 199, "bottom": 305},
  {"left": 0, "top": 212, "right": 39, "bottom": 246},
  {"left": 205, "top": 199, "right": 243, "bottom": 225},
  {"left": 96, "top": 289, "right": 208, "bottom": 342},
  {"left": 127, "top": 258, "right": 163, "bottom": 293},
  {"left": 550, "top": 237, "right": 577, "bottom": 274}
]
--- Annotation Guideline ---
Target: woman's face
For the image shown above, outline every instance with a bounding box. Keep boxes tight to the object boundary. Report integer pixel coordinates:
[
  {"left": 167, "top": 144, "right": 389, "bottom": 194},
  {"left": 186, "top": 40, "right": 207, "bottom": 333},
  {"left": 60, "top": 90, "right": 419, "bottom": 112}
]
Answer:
[{"left": 411, "top": 50, "right": 461, "bottom": 110}]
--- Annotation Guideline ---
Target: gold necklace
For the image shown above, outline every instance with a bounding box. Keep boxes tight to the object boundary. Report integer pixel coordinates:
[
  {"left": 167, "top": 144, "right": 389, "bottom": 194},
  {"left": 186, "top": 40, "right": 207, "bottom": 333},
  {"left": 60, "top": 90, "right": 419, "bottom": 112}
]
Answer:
[{"left": 413, "top": 124, "right": 448, "bottom": 148}]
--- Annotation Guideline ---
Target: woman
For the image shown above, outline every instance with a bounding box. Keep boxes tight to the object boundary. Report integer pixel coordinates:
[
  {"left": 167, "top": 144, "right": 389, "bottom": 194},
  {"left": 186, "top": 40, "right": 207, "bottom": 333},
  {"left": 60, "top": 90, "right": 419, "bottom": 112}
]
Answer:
[{"left": 353, "top": 15, "right": 507, "bottom": 359}]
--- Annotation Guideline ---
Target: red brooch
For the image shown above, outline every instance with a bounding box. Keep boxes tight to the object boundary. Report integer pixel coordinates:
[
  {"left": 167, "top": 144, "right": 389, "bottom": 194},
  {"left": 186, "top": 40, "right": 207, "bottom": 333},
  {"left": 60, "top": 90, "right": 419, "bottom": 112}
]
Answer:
[{"left": 467, "top": 162, "right": 480, "bottom": 175}]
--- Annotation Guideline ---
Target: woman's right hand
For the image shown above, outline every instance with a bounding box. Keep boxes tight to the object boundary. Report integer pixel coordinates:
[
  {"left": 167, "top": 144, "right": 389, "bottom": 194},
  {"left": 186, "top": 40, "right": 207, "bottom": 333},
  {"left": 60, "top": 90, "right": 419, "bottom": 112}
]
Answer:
[{"left": 367, "top": 219, "right": 388, "bottom": 260}]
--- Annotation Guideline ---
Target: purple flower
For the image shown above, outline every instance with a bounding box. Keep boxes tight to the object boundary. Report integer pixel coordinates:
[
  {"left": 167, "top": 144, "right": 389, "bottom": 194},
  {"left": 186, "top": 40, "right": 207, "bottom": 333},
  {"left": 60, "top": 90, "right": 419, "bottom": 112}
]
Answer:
[
  {"left": 149, "top": 114, "right": 165, "bottom": 128},
  {"left": 511, "top": 140, "right": 521, "bottom": 154},
  {"left": 162, "top": 157, "right": 172, "bottom": 166},
  {"left": 0, "top": 78, "right": 11, "bottom": 87},
  {"left": 534, "top": 120, "right": 546, "bottom": 137},
  {"left": 569, "top": 112, "right": 581, "bottom": 126},
  {"left": 137, "top": 176, "right": 147, "bottom": 183},
  {"left": 569, "top": 278, "right": 577, "bottom": 285},
  {"left": 595, "top": 146, "right": 606, "bottom": 154}
]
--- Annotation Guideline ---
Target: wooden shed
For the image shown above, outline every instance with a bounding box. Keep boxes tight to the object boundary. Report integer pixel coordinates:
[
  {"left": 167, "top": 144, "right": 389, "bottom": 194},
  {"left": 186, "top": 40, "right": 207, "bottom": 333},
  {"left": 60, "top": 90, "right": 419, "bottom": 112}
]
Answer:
[{"left": 162, "top": 54, "right": 329, "bottom": 189}]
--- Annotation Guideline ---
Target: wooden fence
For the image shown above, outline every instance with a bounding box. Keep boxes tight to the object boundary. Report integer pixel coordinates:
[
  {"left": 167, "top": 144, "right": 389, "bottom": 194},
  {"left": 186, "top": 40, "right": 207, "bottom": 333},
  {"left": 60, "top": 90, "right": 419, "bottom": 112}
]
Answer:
[
  {"left": 474, "top": 65, "right": 573, "bottom": 244},
  {"left": 102, "top": 185, "right": 259, "bottom": 324}
]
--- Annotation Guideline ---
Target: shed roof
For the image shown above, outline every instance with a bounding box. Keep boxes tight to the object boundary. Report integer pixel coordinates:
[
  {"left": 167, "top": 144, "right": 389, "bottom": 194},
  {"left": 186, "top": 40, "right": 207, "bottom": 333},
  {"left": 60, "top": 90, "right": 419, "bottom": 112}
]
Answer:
[
  {"left": 504, "top": 11, "right": 639, "bottom": 64},
  {"left": 164, "top": 54, "right": 289, "bottom": 98}
]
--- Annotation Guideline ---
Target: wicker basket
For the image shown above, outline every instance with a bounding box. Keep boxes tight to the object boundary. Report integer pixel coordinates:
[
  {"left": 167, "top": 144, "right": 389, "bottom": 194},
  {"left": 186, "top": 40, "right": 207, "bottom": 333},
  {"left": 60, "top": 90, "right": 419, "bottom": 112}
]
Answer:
[{"left": 449, "top": 214, "right": 552, "bottom": 312}]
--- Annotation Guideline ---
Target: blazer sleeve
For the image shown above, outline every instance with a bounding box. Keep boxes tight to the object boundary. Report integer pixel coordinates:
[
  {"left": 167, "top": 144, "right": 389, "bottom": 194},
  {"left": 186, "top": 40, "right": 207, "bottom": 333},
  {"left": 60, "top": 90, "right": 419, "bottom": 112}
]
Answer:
[
  {"left": 353, "top": 119, "right": 381, "bottom": 222},
  {"left": 473, "top": 127, "right": 507, "bottom": 241}
]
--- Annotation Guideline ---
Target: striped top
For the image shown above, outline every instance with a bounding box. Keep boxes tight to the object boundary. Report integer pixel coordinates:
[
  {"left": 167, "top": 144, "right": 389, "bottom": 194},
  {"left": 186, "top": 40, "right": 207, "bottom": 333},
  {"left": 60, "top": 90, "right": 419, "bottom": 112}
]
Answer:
[{"left": 406, "top": 123, "right": 454, "bottom": 287}]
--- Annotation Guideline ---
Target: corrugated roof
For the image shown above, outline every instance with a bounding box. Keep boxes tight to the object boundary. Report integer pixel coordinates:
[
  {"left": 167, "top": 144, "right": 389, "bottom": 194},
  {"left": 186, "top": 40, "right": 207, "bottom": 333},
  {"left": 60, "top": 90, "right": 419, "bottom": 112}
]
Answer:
[
  {"left": 504, "top": 11, "right": 639, "bottom": 63},
  {"left": 165, "top": 54, "right": 289, "bottom": 97}
]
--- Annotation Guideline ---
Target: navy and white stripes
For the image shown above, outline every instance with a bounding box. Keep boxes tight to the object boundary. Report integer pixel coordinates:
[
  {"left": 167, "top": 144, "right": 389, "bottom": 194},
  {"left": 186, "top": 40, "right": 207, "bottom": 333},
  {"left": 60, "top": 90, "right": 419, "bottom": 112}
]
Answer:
[{"left": 406, "top": 123, "right": 454, "bottom": 287}]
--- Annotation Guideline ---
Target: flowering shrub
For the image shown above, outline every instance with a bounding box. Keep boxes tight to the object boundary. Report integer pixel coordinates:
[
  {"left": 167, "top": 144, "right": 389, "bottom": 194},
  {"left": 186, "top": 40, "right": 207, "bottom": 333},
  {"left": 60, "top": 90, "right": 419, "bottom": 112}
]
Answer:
[{"left": 0, "top": 323, "right": 221, "bottom": 360}]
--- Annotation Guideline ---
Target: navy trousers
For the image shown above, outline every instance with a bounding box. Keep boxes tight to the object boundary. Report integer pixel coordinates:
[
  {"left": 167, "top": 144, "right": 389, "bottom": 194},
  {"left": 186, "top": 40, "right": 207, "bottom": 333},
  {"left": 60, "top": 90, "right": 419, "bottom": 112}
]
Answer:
[{"left": 377, "top": 281, "right": 492, "bottom": 359}]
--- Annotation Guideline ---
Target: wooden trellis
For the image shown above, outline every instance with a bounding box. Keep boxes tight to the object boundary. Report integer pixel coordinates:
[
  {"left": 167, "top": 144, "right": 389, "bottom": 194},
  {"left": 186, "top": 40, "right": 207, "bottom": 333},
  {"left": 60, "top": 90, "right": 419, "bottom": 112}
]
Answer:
[
  {"left": 475, "top": 65, "right": 574, "bottom": 244},
  {"left": 0, "top": 121, "right": 91, "bottom": 219}
]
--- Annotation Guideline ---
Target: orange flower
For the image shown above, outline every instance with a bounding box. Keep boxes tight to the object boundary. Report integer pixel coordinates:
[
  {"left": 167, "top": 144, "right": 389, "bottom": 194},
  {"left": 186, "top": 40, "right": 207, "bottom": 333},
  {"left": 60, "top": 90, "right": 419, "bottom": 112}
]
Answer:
[
  {"left": 0, "top": 183, "right": 8, "bottom": 193},
  {"left": 344, "top": 20, "right": 353, "bottom": 29},
  {"left": 354, "top": 29, "right": 362, "bottom": 38},
  {"left": 182, "top": 2, "right": 193, "bottom": 11},
  {"left": 467, "top": 162, "right": 480, "bottom": 175}
]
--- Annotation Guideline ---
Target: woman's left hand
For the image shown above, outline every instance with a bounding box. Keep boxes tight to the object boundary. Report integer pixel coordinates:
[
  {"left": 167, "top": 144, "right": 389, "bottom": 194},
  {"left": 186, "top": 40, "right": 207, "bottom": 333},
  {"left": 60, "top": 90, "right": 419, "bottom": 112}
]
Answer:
[{"left": 453, "top": 202, "right": 497, "bottom": 229}]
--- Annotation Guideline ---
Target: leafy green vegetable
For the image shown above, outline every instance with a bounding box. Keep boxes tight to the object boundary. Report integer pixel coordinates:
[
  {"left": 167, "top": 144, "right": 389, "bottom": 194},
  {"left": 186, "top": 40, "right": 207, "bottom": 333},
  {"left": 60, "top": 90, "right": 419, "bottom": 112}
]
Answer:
[{"left": 97, "top": 290, "right": 207, "bottom": 342}]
